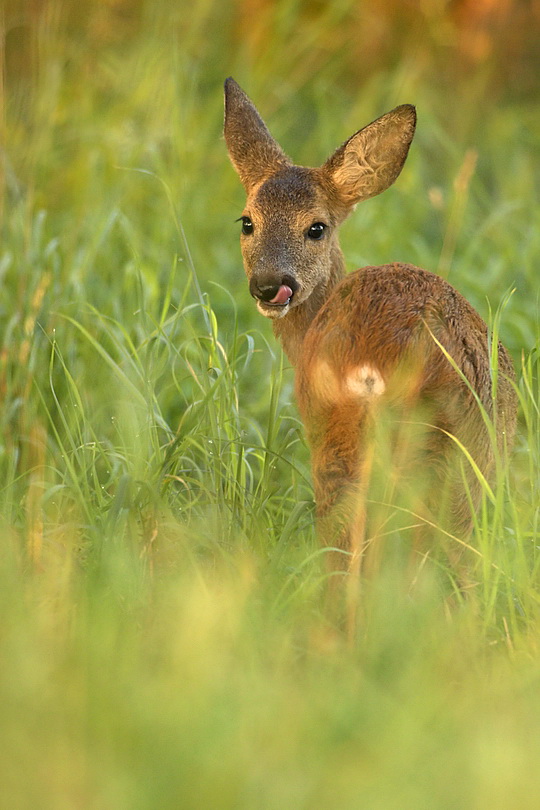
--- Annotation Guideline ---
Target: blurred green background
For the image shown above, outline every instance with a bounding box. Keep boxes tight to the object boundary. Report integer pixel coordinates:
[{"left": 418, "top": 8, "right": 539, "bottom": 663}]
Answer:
[{"left": 1, "top": 1, "right": 540, "bottom": 808}]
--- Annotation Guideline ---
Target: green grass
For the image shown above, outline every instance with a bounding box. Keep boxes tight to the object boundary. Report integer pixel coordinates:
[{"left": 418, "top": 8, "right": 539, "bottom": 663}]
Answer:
[{"left": 1, "top": 1, "right": 540, "bottom": 807}]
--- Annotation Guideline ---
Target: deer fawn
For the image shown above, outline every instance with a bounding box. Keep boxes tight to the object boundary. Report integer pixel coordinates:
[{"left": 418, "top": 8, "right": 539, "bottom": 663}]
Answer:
[{"left": 223, "top": 77, "right": 517, "bottom": 577}]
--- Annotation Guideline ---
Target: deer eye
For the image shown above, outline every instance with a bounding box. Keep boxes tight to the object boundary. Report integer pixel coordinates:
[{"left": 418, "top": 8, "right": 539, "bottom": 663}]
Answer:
[
  {"left": 239, "top": 216, "right": 253, "bottom": 235},
  {"left": 307, "top": 222, "right": 326, "bottom": 240}
]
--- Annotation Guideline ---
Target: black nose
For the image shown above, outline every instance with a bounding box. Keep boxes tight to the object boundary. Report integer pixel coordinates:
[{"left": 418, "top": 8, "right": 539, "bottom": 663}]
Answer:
[
  {"left": 250, "top": 279, "right": 281, "bottom": 302},
  {"left": 249, "top": 275, "right": 299, "bottom": 302}
]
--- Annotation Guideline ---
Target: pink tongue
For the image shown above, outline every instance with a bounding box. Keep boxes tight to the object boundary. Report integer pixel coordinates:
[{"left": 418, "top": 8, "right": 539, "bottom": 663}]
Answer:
[{"left": 269, "top": 285, "right": 293, "bottom": 305}]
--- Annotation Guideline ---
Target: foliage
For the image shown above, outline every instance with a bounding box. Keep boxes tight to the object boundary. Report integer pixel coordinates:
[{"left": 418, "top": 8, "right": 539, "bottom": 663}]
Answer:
[{"left": 1, "top": 1, "right": 539, "bottom": 807}]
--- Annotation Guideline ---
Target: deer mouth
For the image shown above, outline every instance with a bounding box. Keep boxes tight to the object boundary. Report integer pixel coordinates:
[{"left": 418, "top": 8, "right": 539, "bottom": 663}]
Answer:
[
  {"left": 250, "top": 274, "right": 299, "bottom": 318},
  {"left": 254, "top": 279, "right": 296, "bottom": 309},
  {"left": 256, "top": 284, "right": 295, "bottom": 318},
  {"left": 266, "top": 284, "right": 294, "bottom": 306}
]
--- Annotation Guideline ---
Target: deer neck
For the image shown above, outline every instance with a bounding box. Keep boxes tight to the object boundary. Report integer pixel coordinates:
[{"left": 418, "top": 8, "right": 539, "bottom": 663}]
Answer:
[{"left": 272, "top": 243, "right": 346, "bottom": 366}]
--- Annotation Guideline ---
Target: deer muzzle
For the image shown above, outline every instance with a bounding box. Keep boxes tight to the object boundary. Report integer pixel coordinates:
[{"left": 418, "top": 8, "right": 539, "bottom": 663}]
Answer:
[{"left": 249, "top": 275, "right": 299, "bottom": 307}]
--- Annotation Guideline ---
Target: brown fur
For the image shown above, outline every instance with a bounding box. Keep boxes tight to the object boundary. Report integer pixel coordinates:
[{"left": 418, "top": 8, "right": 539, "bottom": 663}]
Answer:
[{"left": 223, "top": 78, "right": 517, "bottom": 576}]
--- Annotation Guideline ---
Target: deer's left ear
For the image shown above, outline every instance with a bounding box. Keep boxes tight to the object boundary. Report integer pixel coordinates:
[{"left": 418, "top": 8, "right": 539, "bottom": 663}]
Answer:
[
  {"left": 322, "top": 104, "right": 416, "bottom": 207},
  {"left": 224, "top": 78, "right": 291, "bottom": 192}
]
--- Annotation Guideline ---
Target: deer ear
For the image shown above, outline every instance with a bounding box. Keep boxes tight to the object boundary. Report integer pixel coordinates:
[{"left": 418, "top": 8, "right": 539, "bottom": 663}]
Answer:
[
  {"left": 224, "top": 78, "right": 291, "bottom": 192},
  {"left": 323, "top": 104, "right": 416, "bottom": 207}
]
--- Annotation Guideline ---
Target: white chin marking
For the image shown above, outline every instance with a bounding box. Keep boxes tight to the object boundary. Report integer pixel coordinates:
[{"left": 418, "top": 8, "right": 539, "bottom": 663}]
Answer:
[{"left": 257, "top": 301, "right": 290, "bottom": 319}]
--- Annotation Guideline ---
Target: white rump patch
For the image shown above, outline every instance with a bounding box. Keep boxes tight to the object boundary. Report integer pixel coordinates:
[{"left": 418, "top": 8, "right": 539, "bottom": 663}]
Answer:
[
  {"left": 345, "top": 364, "right": 385, "bottom": 398},
  {"left": 311, "top": 360, "right": 385, "bottom": 404}
]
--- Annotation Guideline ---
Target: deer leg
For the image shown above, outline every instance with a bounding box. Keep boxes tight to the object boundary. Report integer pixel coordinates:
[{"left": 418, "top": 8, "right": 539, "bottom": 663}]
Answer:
[{"left": 309, "top": 401, "right": 374, "bottom": 575}]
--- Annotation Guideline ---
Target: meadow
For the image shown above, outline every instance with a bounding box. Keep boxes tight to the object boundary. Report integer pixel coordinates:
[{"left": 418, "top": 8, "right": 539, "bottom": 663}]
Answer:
[{"left": 1, "top": 1, "right": 540, "bottom": 807}]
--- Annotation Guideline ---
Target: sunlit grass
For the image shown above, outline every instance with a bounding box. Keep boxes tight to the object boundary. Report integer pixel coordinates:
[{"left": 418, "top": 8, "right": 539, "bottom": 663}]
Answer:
[{"left": 1, "top": 1, "right": 539, "bottom": 807}]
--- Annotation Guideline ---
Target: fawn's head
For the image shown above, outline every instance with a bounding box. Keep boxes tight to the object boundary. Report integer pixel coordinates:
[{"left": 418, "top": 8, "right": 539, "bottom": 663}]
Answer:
[{"left": 224, "top": 78, "right": 416, "bottom": 320}]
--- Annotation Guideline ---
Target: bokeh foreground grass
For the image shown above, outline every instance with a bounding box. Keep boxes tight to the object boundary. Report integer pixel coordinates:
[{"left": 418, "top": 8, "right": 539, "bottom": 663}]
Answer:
[{"left": 1, "top": 1, "right": 540, "bottom": 807}]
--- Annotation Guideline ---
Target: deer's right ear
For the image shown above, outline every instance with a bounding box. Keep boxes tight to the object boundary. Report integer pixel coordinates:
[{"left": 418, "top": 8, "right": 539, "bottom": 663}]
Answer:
[{"left": 224, "top": 78, "right": 291, "bottom": 192}]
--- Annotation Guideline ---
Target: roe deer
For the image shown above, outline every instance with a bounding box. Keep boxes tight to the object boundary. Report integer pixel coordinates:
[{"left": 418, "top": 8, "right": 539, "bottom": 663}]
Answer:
[{"left": 223, "top": 77, "right": 517, "bottom": 577}]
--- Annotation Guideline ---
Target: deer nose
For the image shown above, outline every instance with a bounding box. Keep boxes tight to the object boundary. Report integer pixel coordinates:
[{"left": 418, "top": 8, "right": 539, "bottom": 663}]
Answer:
[{"left": 249, "top": 275, "right": 298, "bottom": 304}]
